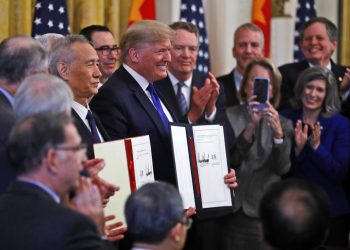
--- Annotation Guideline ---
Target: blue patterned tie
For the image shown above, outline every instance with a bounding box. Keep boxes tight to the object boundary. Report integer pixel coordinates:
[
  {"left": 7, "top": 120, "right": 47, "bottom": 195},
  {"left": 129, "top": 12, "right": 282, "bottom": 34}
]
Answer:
[
  {"left": 176, "top": 82, "right": 187, "bottom": 116},
  {"left": 86, "top": 110, "right": 101, "bottom": 143},
  {"left": 147, "top": 84, "right": 169, "bottom": 131}
]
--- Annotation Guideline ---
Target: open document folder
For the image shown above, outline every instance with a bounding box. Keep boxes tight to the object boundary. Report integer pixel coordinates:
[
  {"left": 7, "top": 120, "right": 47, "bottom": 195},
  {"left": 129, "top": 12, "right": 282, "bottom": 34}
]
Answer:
[
  {"left": 93, "top": 135, "right": 154, "bottom": 224},
  {"left": 170, "top": 123, "right": 234, "bottom": 213}
]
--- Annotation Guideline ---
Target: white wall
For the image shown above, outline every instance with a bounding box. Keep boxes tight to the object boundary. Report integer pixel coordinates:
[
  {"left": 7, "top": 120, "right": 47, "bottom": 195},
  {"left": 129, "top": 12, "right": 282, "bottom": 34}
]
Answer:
[{"left": 156, "top": 0, "right": 338, "bottom": 76}]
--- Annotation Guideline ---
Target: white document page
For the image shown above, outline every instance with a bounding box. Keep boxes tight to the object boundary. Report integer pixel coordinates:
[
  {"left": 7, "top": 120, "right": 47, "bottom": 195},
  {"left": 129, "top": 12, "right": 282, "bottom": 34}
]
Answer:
[
  {"left": 192, "top": 125, "right": 232, "bottom": 208},
  {"left": 170, "top": 125, "right": 196, "bottom": 209},
  {"left": 94, "top": 141, "right": 130, "bottom": 224},
  {"left": 131, "top": 135, "right": 155, "bottom": 188}
]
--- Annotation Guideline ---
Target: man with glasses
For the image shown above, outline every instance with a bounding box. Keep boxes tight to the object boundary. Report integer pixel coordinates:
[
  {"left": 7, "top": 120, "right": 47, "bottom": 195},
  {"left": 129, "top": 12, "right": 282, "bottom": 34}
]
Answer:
[
  {"left": 80, "top": 25, "right": 120, "bottom": 85},
  {"left": 0, "top": 112, "right": 115, "bottom": 249},
  {"left": 125, "top": 182, "right": 190, "bottom": 250}
]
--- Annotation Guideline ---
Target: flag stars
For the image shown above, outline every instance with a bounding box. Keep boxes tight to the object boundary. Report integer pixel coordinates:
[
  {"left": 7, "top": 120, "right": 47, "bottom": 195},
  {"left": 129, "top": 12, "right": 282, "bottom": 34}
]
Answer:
[
  {"left": 34, "top": 18, "right": 42, "bottom": 25},
  {"left": 199, "top": 7, "right": 204, "bottom": 14},
  {"left": 48, "top": 4, "right": 54, "bottom": 11},
  {"left": 181, "top": 4, "right": 187, "bottom": 10},
  {"left": 35, "top": 2, "right": 42, "bottom": 10},
  {"left": 58, "top": 22, "right": 64, "bottom": 30},
  {"left": 191, "top": 4, "right": 196, "bottom": 12},
  {"left": 48, "top": 20, "right": 53, "bottom": 28},
  {"left": 58, "top": 6, "right": 65, "bottom": 14}
]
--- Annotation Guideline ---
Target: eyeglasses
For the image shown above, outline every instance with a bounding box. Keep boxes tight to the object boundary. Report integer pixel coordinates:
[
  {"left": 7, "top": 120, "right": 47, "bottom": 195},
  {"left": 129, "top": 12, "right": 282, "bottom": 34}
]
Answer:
[
  {"left": 54, "top": 143, "right": 88, "bottom": 152},
  {"left": 179, "top": 216, "right": 193, "bottom": 230},
  {"left": 95, "top": 45, "right": 120, "bottom": 55}
]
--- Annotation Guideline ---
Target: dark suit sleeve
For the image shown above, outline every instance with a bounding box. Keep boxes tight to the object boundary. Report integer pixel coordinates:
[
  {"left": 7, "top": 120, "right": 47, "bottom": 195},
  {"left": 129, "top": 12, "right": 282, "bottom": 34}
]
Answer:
[
  {"left": 64, "top": 213, "right": 115, "bottom": 250},
  {"left": 90, "top": 85, "right": 129, "bottom": 140}
]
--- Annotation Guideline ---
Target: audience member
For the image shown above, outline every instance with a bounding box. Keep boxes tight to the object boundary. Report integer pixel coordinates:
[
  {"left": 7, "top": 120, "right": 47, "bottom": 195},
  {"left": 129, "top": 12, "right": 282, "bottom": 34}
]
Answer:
[
  {"left": 0, "top": 112, "right": 114, "bottom": 250},
  {"left": 35, "top": 33, "right": 65, "bottom": 54},
  {"left": 0, "top": 36, "right": 47, "bottom": 194},
  {"left": 14, "top": 73, "right": 73, "bottom": 119},
  {"left": 278, "top": 17, "right": 350, "bottom": 118},
  {"left": 125, "top": 182, "right": 189, "bottom": 250},
  {"left": 222, "top": 58, "right": 293, "bottom": 250},
  {"left": 281, "top": 66, "right": 350, "bottom": 247},
  {"left": 50, "top": 35, "right": 111, "bottom": 160},
  {"left": 13, "top": 73, "right": 124, "bottom": 241},
  {"left": 217, "top": 23, "right": 265, "bottom": 107},
  {"left": 260, "top": 179, "right": 330, "bottom": 250},
  {"left": 155, "top": 21, "right": 227, "bottom": 126},
  {"left": 154, "top": 20, "right": 236, "bottom": 250},
  {"left": 80, "top": 25, "right": 119, "bottom": 85}
]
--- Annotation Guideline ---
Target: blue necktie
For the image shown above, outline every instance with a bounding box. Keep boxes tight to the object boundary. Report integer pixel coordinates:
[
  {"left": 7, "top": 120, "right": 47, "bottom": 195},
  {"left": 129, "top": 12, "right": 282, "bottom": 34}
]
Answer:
[
  {"left": 176, "top": 82, "right": 187, "bottom": 116},
  {"left": 86, "top": 110, "right": 101, "bottom": 143},
  {"left": 147, "top": 84, "right": 169, "bottom": 131}
]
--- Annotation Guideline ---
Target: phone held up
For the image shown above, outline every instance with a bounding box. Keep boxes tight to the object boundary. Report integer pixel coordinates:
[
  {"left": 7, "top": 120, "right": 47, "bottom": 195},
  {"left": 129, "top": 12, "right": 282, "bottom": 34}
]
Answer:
[{"left": 252, "top": 77, "right": 270, "bottom": 110}]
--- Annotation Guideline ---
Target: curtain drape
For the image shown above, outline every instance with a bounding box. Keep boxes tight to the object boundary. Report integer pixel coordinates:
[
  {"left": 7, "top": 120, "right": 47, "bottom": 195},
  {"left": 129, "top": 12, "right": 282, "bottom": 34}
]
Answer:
[{"left": 0, "top": 0, "right": 132, "bottom": 43}]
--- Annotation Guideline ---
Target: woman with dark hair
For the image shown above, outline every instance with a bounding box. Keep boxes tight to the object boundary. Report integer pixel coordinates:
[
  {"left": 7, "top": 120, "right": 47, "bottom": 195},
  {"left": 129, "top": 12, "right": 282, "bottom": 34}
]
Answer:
[
  {"left": 222, "top": 58, "right": 293, "bottom": 250},
  {"left": 282, "top": 66, "right": 350, "bottom": 247}
]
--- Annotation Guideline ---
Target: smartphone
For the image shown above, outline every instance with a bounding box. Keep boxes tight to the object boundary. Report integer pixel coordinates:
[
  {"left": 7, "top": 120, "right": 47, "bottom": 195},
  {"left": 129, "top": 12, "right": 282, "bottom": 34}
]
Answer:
[{"left": 253, "top": 77, "right": 270, "bottom": 110}]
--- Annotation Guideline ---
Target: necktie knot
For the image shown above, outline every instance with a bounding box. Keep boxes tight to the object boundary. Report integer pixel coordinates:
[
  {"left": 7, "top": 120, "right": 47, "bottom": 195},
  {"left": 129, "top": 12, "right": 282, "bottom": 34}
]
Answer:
[{"left": 147, "top": 84, "right": 169, "bottom": 132}]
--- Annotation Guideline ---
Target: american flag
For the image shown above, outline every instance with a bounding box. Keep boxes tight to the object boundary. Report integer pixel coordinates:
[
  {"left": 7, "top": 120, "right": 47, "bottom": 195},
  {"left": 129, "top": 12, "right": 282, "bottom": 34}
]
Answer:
[
  {"left": 32, "top": 0, "right": 70, "bottom": 38},
  {"left": 180, "top": 0, "right": 210, "bottom": 73},
  {"left": 293, "top": 0, "right": 316, "bottom": 62}
]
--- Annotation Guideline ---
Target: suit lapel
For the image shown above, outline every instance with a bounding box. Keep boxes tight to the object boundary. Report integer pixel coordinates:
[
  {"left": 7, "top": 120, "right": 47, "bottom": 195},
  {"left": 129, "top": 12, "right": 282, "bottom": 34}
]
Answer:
[{"left": 120, "top": 67, "right": 171, "bottom": 137}]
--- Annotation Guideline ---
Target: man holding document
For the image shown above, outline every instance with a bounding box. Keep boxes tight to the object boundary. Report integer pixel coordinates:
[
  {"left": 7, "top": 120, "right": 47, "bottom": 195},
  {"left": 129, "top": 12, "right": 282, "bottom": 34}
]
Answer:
[{"left": 90, "top": 19, "right": 237, "bottom": 249}]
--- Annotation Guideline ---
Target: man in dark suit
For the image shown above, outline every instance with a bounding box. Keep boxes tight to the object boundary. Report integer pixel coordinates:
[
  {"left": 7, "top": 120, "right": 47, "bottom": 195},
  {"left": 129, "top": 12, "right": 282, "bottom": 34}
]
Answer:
[
  {"left": 90, "top": 20, "right": 178, "bottom": 184},
  {"left": 49, "top": 35, "right": 111, "bottom": 160},
  {"left": 217, "top": 23, "right": 265, "bottom": 108},
  {"left": 279, "top": 17, "right": 350, "bottom": 117},
  {"left": 0, "top": 36, "right": 48, "bottom": 194},
  {"left": 155, "top": 21, "right": 226, "bottom": 126},
  {"left": 0, "top": 112, "right": 115, "bottom": 250},
  {"left": 153, "top": 21, "right": 236, "bottom": 250}
]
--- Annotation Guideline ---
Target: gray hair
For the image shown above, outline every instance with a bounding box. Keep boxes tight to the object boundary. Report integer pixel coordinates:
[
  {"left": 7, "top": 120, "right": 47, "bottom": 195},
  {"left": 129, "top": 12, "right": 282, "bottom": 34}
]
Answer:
[
  {"left": 300, "top": 17, "right": 338, "bottom": 42},
  {"left": 119, "top": 20, "right": 175, "bottom": 64},
  {"left": 49, "top": 35, "right": 92, "bottom": 77},
  {"left": 35, "top": 33, "right": 65, "bottom": 53},
  {"left": 14, "top": 73, "right": 73, "bottom": 119},
  {"left": 125, "top": 182, "right": 184, "bottom": 244},
  {"left": 292, "top": 66, "right": 340, "bottom": 117},
  {"left": 0, "top": 36, "right": 48, "bottom": 86},
  {"left": 6, "top": 112, "right": 72, "bottom": 175}
]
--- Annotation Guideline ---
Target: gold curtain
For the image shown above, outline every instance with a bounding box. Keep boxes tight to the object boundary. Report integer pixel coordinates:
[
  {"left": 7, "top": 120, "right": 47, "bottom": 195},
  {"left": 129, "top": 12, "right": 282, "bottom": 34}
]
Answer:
[
  {"left": 0, "top": 0, "right": 132, "bottom": 43},
  {"left": 340, "top": 0, "right": 350, "bottom": 66}
]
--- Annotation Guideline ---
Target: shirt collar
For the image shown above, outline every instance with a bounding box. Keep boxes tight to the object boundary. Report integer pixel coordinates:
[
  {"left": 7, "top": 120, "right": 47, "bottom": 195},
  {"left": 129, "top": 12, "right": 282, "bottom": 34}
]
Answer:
[
  {"left": 308, "top": 61, "right": 332, "bottom": 70},
  {"left": 123, "top": 64, "right": 150, "bottom": 91},
  {"left": 0, "top": 87, "right": 14, "bottom": 107},
  {"left": 72, "top": 101, "right": 90, "bottom": 121},
  {"left": 167, "top": 70, "right": 192, "bottom": 88},
  {"left": 18, "top": 177, "right": 60, "bottom": 203}
]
